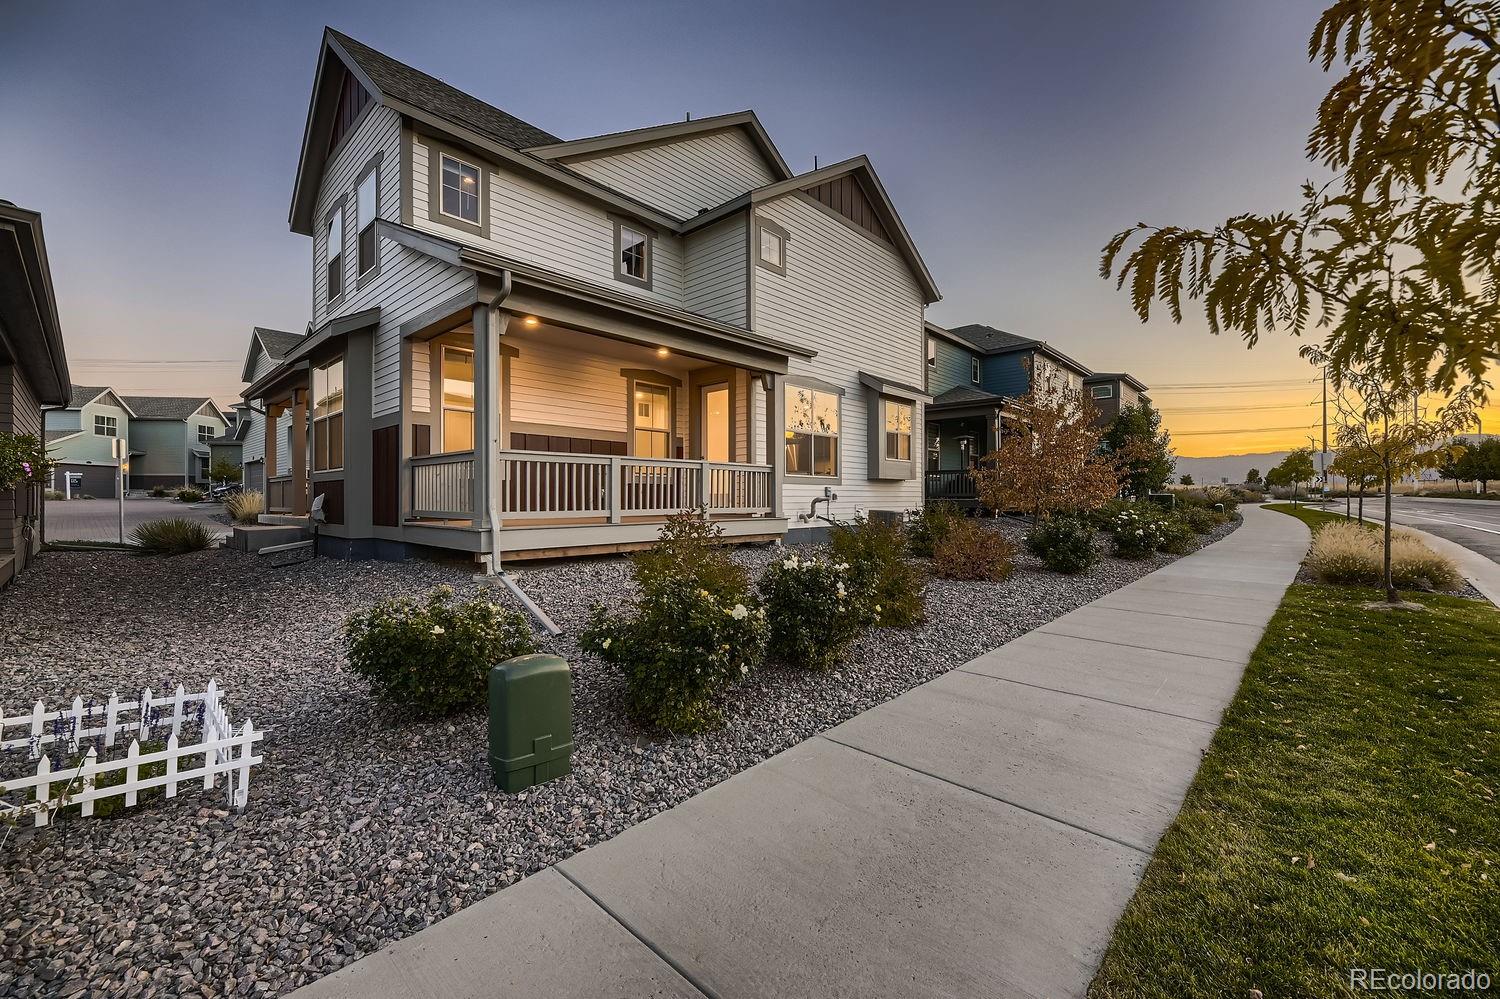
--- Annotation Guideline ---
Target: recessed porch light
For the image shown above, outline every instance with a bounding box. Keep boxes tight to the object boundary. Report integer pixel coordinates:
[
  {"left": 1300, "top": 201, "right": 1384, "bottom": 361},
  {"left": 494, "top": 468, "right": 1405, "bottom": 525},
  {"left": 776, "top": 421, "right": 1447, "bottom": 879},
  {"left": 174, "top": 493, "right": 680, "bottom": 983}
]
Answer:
[
  {"left": 656, "top": 347, "right": 669, "bottom": 357},
  {"left": 523, "top": 316, "right": 539, "bottom": 327}
]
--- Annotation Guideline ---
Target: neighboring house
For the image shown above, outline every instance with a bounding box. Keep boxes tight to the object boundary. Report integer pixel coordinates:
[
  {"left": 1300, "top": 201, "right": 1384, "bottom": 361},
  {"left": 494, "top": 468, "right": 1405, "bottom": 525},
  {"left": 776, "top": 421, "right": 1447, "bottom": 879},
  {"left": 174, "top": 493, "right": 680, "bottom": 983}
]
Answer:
[
  {"left": 243, "top": 28, "right": 939, "bottom": 561},
  {"left": 238, "top": 327, "right": 307, "bottom": 493},
  {"left": 1082, "top": 372, "right": 1151, "bottom": 425},
  {"left": 0, "top": 201, "right": 70, "bottom": 587},
  {"left": 922, "top": 322, "right": 1098, "bottom": 505},
  {"left": 118, "top": 396, "right": 228, "bottom": 490},
  {"left": 207, "top": 411, "right": 246, "bottom": 483},
  {"left": 44, "top": 386, "right": 138, "bottom": 497}
]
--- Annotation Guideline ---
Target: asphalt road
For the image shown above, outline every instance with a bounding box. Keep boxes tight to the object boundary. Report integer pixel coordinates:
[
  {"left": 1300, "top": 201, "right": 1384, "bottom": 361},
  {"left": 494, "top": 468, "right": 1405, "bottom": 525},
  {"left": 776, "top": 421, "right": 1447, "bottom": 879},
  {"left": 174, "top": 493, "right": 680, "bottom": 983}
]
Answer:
[
  {"left": 45, "top": 497, "right": 230, "bottom": 543},
  {"left": 1335, "top": 495, "right": 1500, "bottom": 565}
]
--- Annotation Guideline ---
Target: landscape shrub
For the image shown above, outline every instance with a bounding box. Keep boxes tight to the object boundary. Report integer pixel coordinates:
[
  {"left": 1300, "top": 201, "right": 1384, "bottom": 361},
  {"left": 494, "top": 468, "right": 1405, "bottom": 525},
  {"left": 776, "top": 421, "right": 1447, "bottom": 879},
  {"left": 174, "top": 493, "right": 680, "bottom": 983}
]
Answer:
[
  {"left": 759, "top": 552, "right": 867, "bottom": 670},
  {"left": 224, "top": 489, "right": 265, "bottom": 525},
  {"left": 1176, "top": 485, "right": 1240, "bottom": 517},
  {"left": 829, "top": 516, "right": 925, "bottom": 628},
  {"left": 581, "top": 578, "right": 766, "bottom": 732},
  {"left": 130, "top": 518, "right": 217, "bottom": 556},
  {"left": 580, "top": 511, "right": 765, "bottom": 731},
  {"left": 1090, "top": 498, "right": 1135, "bottom": 529},
  {"left": 1306, "top": 522, "right": 1380, "bottom": 584},
  {"left": 176, "top": 487, "right": 204, "bottom": 503},
  {"left": 345, "top": 585, "right": 537, "bottom": 717},
  {"left": 1175, "top": 505, "right": 1223, "bottom": 535},
  {"left": 1158, "top": 515, "right": 1198, "bottom": 555},
  {"left": 905, "top": 501, "right": 962, "bottom": 557},
  {"left": 1390, "top": 533, "right": 1462, "bottom": 591},
  {"left": 1024, "top": 516, "right": 1099, "bottom": 574},
  {"left": 148, "top": 485, "right": 172, "bottom": 498},
  {"left": 1104, "top": 505, "right": 1169, "bottom": 558},
  {"left": 43, "top": 488, "right": 64, "bottom": 501},
  {"left": 932, "top": 517, "right": 1015, "bottom": 581}
]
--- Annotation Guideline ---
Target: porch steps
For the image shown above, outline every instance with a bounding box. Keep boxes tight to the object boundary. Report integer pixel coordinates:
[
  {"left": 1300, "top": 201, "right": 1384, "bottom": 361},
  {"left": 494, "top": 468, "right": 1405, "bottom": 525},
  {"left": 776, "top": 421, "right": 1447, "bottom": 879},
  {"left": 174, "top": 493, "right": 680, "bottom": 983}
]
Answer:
[
  {"left": 258, "top": 514, "right": 313, "bottom": 527},
  {"left": 228, "top": 523, "right": 311, "bottom": 554}
]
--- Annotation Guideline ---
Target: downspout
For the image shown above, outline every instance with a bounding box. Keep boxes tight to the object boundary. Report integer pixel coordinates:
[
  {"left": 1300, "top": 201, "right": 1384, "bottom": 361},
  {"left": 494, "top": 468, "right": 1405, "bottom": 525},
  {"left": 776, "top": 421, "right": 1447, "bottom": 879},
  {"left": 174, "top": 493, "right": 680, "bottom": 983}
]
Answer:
[{"left": 476, "top": 272, "right": 562, "bottom": 637}]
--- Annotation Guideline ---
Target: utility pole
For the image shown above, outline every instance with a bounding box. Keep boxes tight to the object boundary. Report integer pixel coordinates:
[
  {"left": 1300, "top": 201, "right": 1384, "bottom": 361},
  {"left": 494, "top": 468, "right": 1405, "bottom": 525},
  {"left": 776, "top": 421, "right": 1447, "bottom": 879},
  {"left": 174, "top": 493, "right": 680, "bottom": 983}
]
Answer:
[{"left": 1321, "top": 366, "right": 1328, "bottom": 494}]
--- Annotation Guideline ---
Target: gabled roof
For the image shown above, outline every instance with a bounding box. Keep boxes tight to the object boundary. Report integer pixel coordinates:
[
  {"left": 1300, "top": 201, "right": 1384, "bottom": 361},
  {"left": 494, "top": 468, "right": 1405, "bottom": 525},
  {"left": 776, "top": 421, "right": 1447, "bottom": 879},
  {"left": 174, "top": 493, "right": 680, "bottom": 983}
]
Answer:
[
  {"left": 62, "top": 385, "right": 137, "bottom": 416},
  {"left": 120, "top": 395, "right": 224, "bottom": 422},
  {"left": 524, "top": 110, "right": 792, "bottom": 182},
  {"left": 45, "top": 428, "right": 81, "bottom": 444},
  {"left": 931, "top": 385, "right": 1003, "bottom": 406},
  {"left": 1084, "top": 371, "right": 1150, "bottom": 393},
  {"left": 946, "top": 323, "right": 1092, "bottom": 377},
  {"left": 0, "top": 201, "right": 70, "bottom": 406},
  {"left": 681, "top": 155, "right": 940, "bottom": 304},
  {"left": 240, "top": 327, "right": 307, "bottom": 382}
]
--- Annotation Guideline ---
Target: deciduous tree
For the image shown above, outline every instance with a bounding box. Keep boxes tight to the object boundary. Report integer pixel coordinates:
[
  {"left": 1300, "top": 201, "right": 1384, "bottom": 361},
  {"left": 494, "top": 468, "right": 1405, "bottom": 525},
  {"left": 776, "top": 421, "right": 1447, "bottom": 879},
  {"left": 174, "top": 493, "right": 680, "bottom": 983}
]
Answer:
[{"left": 1101, "top": 400, "right": 1175, "bottom": 497}]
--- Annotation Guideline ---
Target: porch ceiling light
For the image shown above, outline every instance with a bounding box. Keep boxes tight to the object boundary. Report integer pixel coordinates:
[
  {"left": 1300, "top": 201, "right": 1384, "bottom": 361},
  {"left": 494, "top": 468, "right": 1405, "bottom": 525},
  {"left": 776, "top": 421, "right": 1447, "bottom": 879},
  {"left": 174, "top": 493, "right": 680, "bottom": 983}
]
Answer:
[
  {"left": 656, "top": 347, "right": 670, "bottom": 357},
  {"left": 523, "top": 316, "right": 539, "bottom": 326}
]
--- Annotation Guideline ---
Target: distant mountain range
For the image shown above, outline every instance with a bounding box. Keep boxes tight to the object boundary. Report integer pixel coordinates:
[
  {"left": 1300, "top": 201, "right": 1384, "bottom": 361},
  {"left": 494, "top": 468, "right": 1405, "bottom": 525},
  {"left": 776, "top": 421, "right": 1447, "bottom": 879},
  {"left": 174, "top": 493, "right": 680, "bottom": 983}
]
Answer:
[{"left": 1173, "top": 452, "right": 1290, "bottom": 485}]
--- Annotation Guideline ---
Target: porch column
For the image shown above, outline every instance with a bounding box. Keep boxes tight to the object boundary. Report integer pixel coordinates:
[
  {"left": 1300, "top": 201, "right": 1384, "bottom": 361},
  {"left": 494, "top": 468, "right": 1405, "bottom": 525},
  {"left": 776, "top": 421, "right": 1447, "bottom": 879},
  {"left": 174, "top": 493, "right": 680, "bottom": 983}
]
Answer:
[
  {"left": 290, "top": 389, "right": 309, "bottom": 516},
  {"left": 764, "top": 372, "right": 785, "bottom": 518},
  {"left": 471, "top": 302, "right": 507, "bottom": 534},
  {"left": 264, "top": 403, "right": 280, "bottom": 479}
]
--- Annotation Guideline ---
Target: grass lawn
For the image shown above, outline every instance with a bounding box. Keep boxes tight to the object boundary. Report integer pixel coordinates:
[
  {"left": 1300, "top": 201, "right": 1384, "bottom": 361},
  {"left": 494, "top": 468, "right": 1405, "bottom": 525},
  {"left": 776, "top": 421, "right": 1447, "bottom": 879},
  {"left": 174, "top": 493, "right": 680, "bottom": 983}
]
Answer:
[
  {"left": 1088, "top": 582, "right": 1500, "bottom": 998},
  {"left": 1262, "top": 501, "right": 1371, "bottom": 533}
]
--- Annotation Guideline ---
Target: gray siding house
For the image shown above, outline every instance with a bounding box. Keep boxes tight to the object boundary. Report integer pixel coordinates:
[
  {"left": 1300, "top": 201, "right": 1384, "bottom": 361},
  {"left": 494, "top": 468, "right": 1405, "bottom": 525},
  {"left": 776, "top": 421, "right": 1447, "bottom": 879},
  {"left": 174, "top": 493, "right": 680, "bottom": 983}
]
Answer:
[
  {"left": 45, "top": 386, "right": 137, "bottom": 497},
  {"left": 244, "top": 28, "right": 941, "bottom": 561},
  {"left": 1083, "top": 372, "right": 1151, "bottom": 425},
  {"left": 119, "top": 396, "right": 228, "bottom": 490},
  {"left": 0, "top": 201, "right": 70, "bottom": 587}
]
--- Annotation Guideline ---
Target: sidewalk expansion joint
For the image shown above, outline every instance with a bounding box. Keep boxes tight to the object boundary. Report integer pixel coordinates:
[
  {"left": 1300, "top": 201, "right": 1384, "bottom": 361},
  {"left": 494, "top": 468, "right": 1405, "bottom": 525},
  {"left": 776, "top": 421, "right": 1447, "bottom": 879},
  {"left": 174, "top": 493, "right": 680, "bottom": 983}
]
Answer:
[
  {"left": 554, "top": 866, "right": 719, "bottom": 999},
  {"left": 816, "top": 733, "right": 1153, "bottom": 857},
  {"left": 1034, "top": 628, "right": 1247, "bottom": 665},
  {"left": 953, "top": 670, "right": 1221, "bottom": 727}
]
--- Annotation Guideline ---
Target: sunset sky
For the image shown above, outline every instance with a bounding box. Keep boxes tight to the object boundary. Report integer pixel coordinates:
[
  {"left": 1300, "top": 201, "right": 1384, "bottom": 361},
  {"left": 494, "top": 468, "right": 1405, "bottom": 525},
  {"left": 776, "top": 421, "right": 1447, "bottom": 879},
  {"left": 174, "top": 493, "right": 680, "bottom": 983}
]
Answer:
[{"left": 1, "top": 0, "right": 1492, "bottom": 457}]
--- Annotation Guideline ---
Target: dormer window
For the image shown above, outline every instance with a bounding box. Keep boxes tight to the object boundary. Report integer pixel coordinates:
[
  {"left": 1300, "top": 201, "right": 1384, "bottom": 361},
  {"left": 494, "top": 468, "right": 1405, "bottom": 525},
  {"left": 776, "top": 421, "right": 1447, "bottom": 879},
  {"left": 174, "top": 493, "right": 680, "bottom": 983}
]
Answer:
[
  {"left": 441, "top": 154, "right": 480, "bottom": 224},
  {"left": 613, "top": 219, "right": 653, "bottom": 290},
  {"left": 326, "top": 204, "right": 344, "bottom": 303}
]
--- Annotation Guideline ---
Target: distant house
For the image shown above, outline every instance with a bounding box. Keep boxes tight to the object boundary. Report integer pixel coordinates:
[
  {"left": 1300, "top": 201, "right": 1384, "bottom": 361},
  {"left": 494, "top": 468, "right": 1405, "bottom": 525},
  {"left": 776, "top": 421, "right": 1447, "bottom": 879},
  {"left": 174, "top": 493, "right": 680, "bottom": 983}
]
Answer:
[
  {"left": 118, "top": 396, "right": 228, "bottom": 490},
  {"left": 44, "top": 386, "right": 139, "bottom": 497},
  {"left": 0, "top": 201, "right": 71, "bottom": 587},
  {"left": 237, "top": 328, "right": 306, "bottom": 493},
  {"left": 1082, "top": 372, "right": 1151, "bottom": 426}
]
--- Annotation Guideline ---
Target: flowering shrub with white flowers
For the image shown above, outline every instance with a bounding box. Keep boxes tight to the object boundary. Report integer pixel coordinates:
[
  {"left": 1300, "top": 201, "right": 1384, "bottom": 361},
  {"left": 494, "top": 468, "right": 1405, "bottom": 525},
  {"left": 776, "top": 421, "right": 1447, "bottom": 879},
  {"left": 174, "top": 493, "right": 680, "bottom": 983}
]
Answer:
[
  {"left": 581, "top": 577, "right": 767, "bottom": 733},
  {"left": 1103, "top": 505, "right": 1170, "bottom": 559},
  {"left": 759, "top": 552, "right": 870, "bottom": 670},
  {"left": 344, "top": 585, "right": 538, "bottom": 717}
]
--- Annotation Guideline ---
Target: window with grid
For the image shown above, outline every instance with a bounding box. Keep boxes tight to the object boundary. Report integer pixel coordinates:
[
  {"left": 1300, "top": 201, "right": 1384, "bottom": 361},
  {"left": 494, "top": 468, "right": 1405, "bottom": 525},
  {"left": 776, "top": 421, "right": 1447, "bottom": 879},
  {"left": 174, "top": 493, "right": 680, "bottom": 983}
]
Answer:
[
  {"left": 618, "top": 225, "right": 649, "bottom": 284},
  {"left": 784, "top": 384, "right": 839, "bottom": 477},
  {"left": 632, "top": 383, "right": 671, "bottom": 457},
  {"left": 440, "top": 154, "right": 480, "bottom": 224},
  {"left": 94, "top": 415, "right": 117, "bottom": 437},
  {"left": 312, "top": 358, "right": 345, "bottom": 471},
  {"left": 197, "top": 424, "right": 217, "bottom": 442}
]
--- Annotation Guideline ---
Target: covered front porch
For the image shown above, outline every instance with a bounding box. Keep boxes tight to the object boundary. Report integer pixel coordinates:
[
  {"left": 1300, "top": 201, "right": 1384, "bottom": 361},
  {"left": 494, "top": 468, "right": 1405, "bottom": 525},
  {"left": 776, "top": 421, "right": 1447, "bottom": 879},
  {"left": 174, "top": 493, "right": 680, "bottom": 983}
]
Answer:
[
  {"left": 924, "top": 389, "right": 1005, "bottom": 507},
  {"left": 397, "top": 272, "right": 799, "bottom": 559}
]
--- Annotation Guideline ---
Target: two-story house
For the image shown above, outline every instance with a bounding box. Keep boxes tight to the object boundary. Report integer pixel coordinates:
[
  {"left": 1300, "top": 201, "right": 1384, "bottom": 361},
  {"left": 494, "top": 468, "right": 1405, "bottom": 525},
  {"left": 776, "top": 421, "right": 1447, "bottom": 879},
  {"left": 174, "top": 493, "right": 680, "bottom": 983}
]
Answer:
[
  {"left": 244, "top": 28, "right": 940, "bottom": 562},
  {"left": 1082, "top": 372, "right": 1151, "bottom": 426},
  {"left": 47, "top": 387, "right": 229, "bottom": 492},
  {"left": 45, "top": 386, "right": 137, "bottom": 497},
  {"left": 238, "top": 327, "right": 308, "bottom": 493}
]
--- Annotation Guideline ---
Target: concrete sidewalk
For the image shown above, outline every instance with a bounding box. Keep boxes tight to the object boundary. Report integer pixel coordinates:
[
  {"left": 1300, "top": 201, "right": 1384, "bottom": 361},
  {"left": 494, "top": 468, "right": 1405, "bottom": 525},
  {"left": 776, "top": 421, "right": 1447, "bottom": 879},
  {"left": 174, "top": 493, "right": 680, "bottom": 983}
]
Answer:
[{"left": 292, "top": 504, "right": 1308, "bottom": 999}]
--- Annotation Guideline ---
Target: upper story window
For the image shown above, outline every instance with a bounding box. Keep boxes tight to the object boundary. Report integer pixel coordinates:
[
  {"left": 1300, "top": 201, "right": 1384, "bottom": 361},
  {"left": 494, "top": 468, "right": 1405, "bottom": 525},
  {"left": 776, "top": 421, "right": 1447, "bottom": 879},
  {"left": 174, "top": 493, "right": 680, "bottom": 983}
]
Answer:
[
  {"left": 970, "top": 357, "right": 981, "bottom": 384},
  {"left": 441, "top": 154, "right": 481, "bottom": 224},
  {"left": 755, "top": 219, "right": 788, "bottom": 276},
  {"left": 197, "top": 424, "right": 217, "bottom": 442},
  {"left": 1090, "top": 384, "right": 1114, "bottom": 399},
  {"left": 326, "top": 205, "right": 344, "bottom": 302},
  {"left": 312, "top": 357, "right": 345, "bottom": 471},
  {"left": 883, "top": 400, "right": 913, "bottom": 461},
  {"left": 614, "top": 220, "right": 652, "bottom": 290},
  {"left": 926, "top": 339, "right": 937, "bottom": 367},
  {"left": 785, "top": 383, "right": 839, "bottom": 478},
  {"left": 632, "top": 383, "right": 671, "bottom": 457},
  {"left": 356, "top": 160, "right": 379, "bottom": 277},
  {"left": 94, "top": 414, "right": 117, "bottom": 437}
]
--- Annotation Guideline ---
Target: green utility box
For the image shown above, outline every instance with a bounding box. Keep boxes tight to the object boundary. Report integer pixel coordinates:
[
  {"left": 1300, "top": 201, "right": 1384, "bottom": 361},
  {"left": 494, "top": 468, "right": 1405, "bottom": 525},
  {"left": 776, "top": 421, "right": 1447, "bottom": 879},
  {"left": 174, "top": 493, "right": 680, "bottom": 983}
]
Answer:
[{"left": 489, "top": 654, "right": 574, "bottom": 792}]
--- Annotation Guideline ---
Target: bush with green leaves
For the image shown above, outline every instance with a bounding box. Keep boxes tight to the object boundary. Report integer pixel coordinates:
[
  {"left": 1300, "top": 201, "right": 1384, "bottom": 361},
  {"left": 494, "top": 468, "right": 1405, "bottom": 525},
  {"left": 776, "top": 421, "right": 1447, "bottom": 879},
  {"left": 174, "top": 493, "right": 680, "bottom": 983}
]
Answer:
[
  {"left": 130, "top": 518, "right": 217, "bottom": 556},
  {"left": 759, "top": 552, "right": 867, "bottom": 670},
  {"left": 581, "top": 578, "right": 766, "bottom": 732},
  {"left": 905, "top": 501, "right": 962, "bottom": 557},
  {"left": 1024, "top": 516, "right": 1099, "bottom": 574},
  {"left": 43, "top": 488, "right": 64, "bottom": 501},
  {"left": 345, "top": 585, "right": 538, "bottom": 717},
  {"left": 1174, "top": 505, "right": 1224, "bottom": 535},
  {"left": 932, "top": 517, "right": 1015, "bottom": 581},
  {"left": 148, "top": 485, "right": 172, "bottom": 498},
  {"left": 1103, "top": 505, "right": 1170, "bottom": 559},
  {"left": 1158, "top": 515, "right": 1198, "bottom": 555},
  {"left": 1176, "top": 486, "right": 1240, "bottom": 517},
  {"left": 631, "top": 508, "right": 748, "bottom": 599},
  {"left": 0, "top": 431, "right": 50, "bottom": 490},
  {"left": 176, "top": 487, "right": 204, "bottom": 503},
  {"left": 829, "top": 516, "right": 925, "bottom": 628}
]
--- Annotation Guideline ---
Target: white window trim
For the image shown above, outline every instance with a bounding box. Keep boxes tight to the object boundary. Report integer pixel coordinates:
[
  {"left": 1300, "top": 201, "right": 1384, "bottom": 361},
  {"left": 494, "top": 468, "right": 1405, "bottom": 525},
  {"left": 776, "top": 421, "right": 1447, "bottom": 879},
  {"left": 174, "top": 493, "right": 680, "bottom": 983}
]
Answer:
[
  {"left": 926, "top": 339, "right": 937, "bottom": 368},
  {"left": 1090, "top": 384, "right": 1114, "bottom": 399},
  {"left": 970, "top": 356, "right": 981, "bottom": 385},
  {"left": 439, "top": 153, "right": 482, "bottom": 226},
  {"left": 784, "top": 382, "right": 842, "bottom": 482},
  {"left": 613, "top": 218, "right": 654, "bottom": 291}
]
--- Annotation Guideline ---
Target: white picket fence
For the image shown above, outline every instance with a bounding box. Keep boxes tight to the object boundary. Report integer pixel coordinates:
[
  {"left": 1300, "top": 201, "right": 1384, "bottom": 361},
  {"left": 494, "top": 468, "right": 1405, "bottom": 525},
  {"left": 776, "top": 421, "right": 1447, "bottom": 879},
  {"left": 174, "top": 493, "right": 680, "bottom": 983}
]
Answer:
[{"left": 0, "top": 681, "right": 263, "bottom": 827}]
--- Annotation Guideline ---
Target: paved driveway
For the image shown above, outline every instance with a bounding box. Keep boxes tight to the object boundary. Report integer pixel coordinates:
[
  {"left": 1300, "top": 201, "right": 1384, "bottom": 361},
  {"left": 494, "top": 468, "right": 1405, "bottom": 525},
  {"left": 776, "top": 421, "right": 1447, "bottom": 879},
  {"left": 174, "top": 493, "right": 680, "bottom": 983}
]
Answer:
[{"left": 45, "top": 497, "right": 229, "bottom": 543}]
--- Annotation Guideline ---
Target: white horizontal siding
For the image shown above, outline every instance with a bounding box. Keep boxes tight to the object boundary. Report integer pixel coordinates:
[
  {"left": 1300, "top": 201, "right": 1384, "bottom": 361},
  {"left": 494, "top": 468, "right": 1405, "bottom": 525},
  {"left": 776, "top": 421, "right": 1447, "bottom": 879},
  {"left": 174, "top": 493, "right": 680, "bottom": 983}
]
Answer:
[
  {"left": 565, "top": 129, "right": 776, "bottom": 220},
  {"left": 508, "top": 337, "right": 631, "bottom": 435},
  {"left": 370, "top": 247, "right": 474, "bottom": 419},
  {"left": 241, "top": 349, "right": 277, "bottom": 468},
  {"left": 410, "top": 138, "right": 687, "bottom": 311},
  {"left": 411, "top": 340, "right": 431, "bottom": 413},
  {"left": 313, "top": 104, "right": 403, "bottom": 328},
  {"left": 753, "top": 194, "right": 927, "bottom": 519},
  {"left": 684, "top": 213, "right": 748, "bottom": 326}
]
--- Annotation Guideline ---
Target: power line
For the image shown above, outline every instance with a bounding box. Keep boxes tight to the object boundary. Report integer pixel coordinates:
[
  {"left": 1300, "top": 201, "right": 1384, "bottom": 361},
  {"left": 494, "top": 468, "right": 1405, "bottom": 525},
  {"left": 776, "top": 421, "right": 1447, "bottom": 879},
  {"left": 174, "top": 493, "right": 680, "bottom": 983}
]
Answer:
[
  {"left": 72, "top": 358, "right": 239, "bottom": 366},
  {"left": 1159, "top": 401, "right": 1314, "bottom": 414},
  {"left": 1172, "top": 424, "right": 1317, "bottom": 436},
  {"left": 1150, "top": 377, "right": 1316, "bottom": 389}
]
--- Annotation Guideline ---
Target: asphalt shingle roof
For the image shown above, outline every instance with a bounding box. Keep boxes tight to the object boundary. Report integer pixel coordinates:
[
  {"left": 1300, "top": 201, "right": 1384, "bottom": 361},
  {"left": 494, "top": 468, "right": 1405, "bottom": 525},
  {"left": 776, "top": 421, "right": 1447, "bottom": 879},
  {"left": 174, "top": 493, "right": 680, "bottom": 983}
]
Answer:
[
  {"left": 329, "top": 29, "right": 560, "bottom": 151},
  {"left": 45, "top": 428, "right": 80, "bottom": 442},
  {"left": 120, "top": 396, "right": 218, "bottom": 421},
  {"left": 66, "top": 385, "right": 108, "bottom": 409},
  {"left": 930, "top": 386, "right": 1003, "bottom": 406},
  {"left": 945, "top": 325, "right": 1038, "bottom": 354},
  {"left": 255, "top": 328, "right": 306, "bottom": 361}
]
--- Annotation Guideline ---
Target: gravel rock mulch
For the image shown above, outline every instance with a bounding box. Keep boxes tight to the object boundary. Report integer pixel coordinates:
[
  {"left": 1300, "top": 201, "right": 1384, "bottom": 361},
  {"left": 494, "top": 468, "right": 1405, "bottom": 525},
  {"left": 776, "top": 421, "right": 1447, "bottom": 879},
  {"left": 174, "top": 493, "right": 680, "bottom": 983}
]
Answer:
[{"left": 0, "top": 516, "right": 1239, "bottom": 998}]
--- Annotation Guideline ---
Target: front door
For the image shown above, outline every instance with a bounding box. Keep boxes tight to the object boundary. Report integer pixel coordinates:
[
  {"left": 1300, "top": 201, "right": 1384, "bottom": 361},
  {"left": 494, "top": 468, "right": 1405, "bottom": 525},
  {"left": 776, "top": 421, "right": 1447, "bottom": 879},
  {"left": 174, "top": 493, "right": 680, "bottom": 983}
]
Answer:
[{"left": 702, "top": 384, "right": 730, "bottom": 462}]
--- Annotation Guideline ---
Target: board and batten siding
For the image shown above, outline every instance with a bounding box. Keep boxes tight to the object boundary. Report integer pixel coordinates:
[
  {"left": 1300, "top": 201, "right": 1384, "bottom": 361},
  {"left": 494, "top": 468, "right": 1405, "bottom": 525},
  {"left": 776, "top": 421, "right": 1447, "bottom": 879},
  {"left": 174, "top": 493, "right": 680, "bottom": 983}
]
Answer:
[
  {"left": 752, "top": 193, "right": 926, "bottom": 520},
  {"left": 928, "top": 336, "right": 975, "bottom": 396},
  {"left": 564, "top": 129, "right": 777, "bottom": 221},
  {"left": 683, "top": 213, "right": 748, "bottom": 327},
  {"left": 409, "top": 138, "right": 686, "bottom": 311}
]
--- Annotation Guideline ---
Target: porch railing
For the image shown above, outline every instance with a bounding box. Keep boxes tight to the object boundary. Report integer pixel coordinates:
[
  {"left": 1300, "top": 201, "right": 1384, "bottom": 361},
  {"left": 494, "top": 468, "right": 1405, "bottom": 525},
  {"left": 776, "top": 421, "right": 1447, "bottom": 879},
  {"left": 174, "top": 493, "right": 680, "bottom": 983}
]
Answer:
[
  {"left": 924, "top": 468, "right": 978, "bottom": 502},
  {"left": 405, "top": 450, "right": 775, "bottom": 522},
  {"left": 411, "top": 452, "right": 476, "bottom": 519},
  {"left": 266, "top": 475, "right": 294, "bottom": 513}
]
